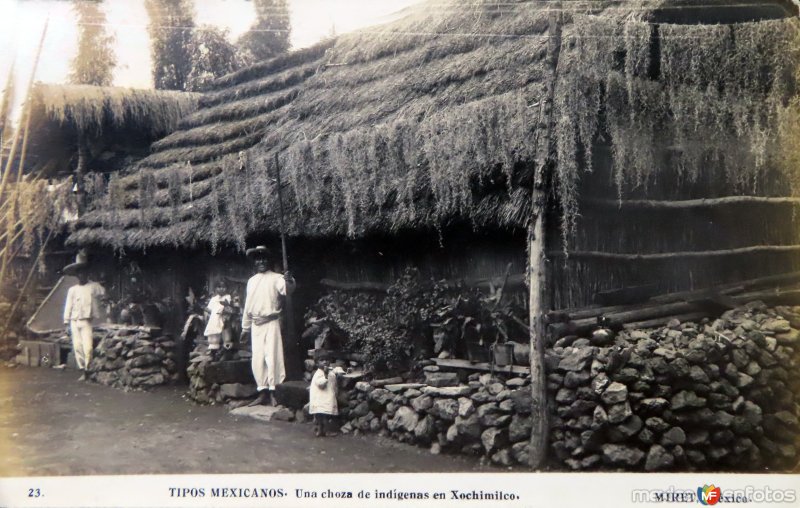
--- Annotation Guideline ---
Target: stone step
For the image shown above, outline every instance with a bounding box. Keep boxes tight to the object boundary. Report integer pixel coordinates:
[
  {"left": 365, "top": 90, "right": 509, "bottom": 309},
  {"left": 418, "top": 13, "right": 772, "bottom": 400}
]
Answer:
[
  {"left": 229, "top": 405, "right": 295, "bottom": 423},
  {"left": 274, "top": 380, "right": 310, "bottom": 410}
]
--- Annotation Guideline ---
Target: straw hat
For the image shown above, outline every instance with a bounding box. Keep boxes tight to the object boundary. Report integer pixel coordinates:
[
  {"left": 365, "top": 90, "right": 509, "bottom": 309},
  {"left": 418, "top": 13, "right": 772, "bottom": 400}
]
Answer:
[
  {"left": 63, "top": 250, "right": 89, "bottom": 275},
  {"left": 245, "top": 245, "right": 271, "bottom": 259}
]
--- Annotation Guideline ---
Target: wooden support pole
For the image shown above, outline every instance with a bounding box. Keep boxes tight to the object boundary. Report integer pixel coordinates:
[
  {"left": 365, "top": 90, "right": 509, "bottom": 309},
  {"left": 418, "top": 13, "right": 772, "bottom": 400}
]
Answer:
[
  {"left": 528, "top": 6, "right": 562, "bottom": 470},
  {"left": 75, "top": 132, "right": 88, "bottom": 214},
  {"left": 274, "top": 153, "right": 297, "bottom": 351}
]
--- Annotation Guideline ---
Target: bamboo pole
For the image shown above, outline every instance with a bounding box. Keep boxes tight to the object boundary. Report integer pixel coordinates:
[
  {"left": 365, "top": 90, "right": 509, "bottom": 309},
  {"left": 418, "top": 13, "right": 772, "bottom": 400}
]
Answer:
[
  {"left": 582, "top": 196, "right": 800, "bottom": 209},
  {"left": 0, "top": 19, "right": 47, "bottom": 206},
  {"left": 0, "top": 228, "right": 52, "bottom": 339},
  {"left": 528, "top": 6, "right": 562, "bottom": 470},
  {"left": 0, "top": 61, "right": 15, "bottom": 173},
  {"left": 0, "top": 89, "right": 35, "bottom": 286},
  {"left": 548, "top": 244, "right": 800, "bottom": 261}
]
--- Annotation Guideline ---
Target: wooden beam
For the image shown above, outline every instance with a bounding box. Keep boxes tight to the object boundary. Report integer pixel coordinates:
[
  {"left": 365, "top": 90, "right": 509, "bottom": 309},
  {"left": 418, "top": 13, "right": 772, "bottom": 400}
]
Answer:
[
  {"left": 549, "top": 244, "right": 800, "bottom": 261},
  {"left": 583, "top": 196, "right": 800, "bottom": 210},
  {"left": 557, "top": 269, "right": 800, "bottom": 320},
  {"left": 318, "top": 273, "right": 527, "bottom": 293},
  {"left": 432, "top": 357, "right": 530, "bottom": 375}
]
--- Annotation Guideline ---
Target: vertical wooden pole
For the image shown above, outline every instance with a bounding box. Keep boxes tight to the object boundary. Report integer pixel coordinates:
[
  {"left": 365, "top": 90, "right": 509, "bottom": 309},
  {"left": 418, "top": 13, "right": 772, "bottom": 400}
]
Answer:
[
  {"left": 274, "top": 153, "right": 297, "bottom": 353},
  {"left": 75, "top": 132, "right": 88, "bottom": 214},
  {"left": 528, "top": 7, "right": 562, "bottom": 469}
]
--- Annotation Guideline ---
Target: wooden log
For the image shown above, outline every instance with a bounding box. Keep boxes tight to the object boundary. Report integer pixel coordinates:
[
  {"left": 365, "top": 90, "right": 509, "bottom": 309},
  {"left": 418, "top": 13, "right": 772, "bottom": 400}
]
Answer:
[
  {"left": 731, "top": 288, "right": 800, "bottom": 306},
  {"left": 548, "top": 244, "right": 800, "bottom": 261},
  {"left": 623, "top": 312, "right": 710, "bottom": 330},
  {"left": 552, "top": 284, "right": 800, "bottom": 339},
  {"left": 552, "top": 269, "right": 800, "bottom": 321},
  {"left": 582, "top": 196, "right": 800, "bottom": 210}
]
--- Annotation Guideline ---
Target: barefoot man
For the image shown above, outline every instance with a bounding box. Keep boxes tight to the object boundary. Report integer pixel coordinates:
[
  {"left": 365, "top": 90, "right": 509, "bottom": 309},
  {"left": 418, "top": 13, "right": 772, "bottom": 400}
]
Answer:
[{"left": 240, "top": 245, "right": 295, "bottom": 406}]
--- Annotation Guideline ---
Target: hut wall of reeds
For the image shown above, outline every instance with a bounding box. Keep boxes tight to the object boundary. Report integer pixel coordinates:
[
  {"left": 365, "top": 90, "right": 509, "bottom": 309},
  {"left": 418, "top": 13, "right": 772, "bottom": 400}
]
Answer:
[{"left": 66, "top": 0, "right": 800, "bottom": 311}]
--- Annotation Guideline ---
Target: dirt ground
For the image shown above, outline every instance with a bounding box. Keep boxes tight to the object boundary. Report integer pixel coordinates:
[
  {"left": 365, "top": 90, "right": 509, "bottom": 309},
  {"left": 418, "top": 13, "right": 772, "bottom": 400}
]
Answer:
[{"left": 0, "top": 365, "right": 493, "bottom": 476}]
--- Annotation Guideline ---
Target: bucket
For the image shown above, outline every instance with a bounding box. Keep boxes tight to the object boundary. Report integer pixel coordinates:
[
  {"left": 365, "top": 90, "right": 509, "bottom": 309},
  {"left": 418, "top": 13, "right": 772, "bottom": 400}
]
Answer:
[
  {"left": 492, "top": 342, "right": 515, "bottom": 367},
  {"left": 467, "top": 341, "right": 491, "bottom": 364},
  {"left": 512, "top": 342, "right": 530, "bottom": 365}
]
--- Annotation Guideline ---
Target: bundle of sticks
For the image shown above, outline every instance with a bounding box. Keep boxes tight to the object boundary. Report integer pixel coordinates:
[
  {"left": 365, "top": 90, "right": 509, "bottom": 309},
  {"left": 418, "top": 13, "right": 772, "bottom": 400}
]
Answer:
[{"left": 546, "top": 270, "right": 800, "bottom": 342}]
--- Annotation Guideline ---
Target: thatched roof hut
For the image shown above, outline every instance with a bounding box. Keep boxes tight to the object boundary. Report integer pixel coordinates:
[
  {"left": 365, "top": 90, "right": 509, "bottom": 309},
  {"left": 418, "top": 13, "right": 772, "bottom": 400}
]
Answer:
[
  {"left": 16, "top": 83, "right": 200, "bottom": 178},
  {"left": 68, "top": 0, "right": 800, "bottom": 308}
]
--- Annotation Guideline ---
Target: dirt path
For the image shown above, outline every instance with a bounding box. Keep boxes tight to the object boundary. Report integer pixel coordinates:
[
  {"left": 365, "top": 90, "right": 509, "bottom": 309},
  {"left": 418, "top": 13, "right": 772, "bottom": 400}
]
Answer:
[{"left": 0, "top": 365, "right": 492, "bottom": 476}]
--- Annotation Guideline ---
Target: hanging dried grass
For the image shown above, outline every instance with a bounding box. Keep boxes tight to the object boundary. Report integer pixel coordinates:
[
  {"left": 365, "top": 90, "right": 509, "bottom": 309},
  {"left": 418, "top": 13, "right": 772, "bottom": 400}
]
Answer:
[
  {"left": 553, "top": 15, "right": 800, "bottom": 244},
  {"left": 35, "top": 83, "right": 199, "bottom": 136}
]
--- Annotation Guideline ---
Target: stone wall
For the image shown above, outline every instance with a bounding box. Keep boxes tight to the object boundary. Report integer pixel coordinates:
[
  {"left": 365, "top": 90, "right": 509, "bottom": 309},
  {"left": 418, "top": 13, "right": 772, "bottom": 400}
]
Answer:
[
  {"left": 308, "top": 303, "right": 799, "bottom": 471},
  {"left": 186, "top": 341, "right": 257, "bottom": 407},
  {"left": 547, "top": 303, "right": 799, "bottom": 471},
  {"left": 330, "top": 366, "right": 533, "bottom": 467},
  {"left": 89, "top": 328, "right": 180, "bottom": 390}
]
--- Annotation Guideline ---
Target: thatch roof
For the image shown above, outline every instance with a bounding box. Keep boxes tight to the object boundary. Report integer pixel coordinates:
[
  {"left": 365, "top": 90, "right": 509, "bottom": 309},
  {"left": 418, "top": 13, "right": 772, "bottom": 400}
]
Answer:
[
  {"left": 68, "top": 0, "right": 800, "bottom": 251},
  {"left": 17, "top": 84, "right": 200, "bottom": 178}
]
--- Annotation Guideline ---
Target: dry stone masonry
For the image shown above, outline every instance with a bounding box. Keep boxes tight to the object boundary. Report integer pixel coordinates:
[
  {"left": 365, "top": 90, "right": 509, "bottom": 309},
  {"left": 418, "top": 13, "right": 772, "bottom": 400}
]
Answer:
[
  {"left": 88, "top": 328, "right": 179, "bottom": 390},
  {"left": 548, "top": 303, "right": 799, "bottom": 471},
  {"left": 304, "top": 303, "right": 798, "bottom": 471},
  {"left": 186, "top": 341, "right": 257, "bottom": 407},
  {"left": 333, "top": 364, "right": 533, "bottom": 467}
]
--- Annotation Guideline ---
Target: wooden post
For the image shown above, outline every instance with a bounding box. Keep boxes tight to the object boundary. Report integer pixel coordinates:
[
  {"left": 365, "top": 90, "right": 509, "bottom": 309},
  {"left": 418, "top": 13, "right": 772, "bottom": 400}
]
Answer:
[
  {"left": 274, "top": 154, "right": 297, "bottom": 352},
  {"left": 528, "top": 6, "right": 563, "bottom": 469},
  {"left": 75, "top": 133, "right": 88, "bottom": 214}
]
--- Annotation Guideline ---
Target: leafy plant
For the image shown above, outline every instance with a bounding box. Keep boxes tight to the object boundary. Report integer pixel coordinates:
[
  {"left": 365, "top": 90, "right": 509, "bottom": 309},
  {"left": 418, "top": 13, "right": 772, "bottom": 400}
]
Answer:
[{"left": 307, "top": 267, "right": 530, "bottom": 373}]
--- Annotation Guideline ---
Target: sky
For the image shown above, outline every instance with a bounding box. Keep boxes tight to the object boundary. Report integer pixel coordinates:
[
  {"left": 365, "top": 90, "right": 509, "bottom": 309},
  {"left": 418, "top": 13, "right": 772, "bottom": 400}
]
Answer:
[{"left": 0, "top": 0, "right": 420, "bottom": 116}]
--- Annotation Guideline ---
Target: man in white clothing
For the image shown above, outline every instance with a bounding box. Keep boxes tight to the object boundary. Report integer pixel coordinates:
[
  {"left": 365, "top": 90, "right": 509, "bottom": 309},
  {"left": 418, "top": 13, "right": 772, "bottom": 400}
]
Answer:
[
  {"left": 63, "top": 251, "right": 105, "bottom": 381},
  {"left": 240, "top": 245, "right": 295, "bottom": 406}
]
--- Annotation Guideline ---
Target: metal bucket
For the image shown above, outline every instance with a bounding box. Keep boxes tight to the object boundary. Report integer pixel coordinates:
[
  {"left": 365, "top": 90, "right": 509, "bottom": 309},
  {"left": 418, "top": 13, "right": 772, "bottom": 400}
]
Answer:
[{"left": 493, "top": 342, "right": 515, "bottom": 367}]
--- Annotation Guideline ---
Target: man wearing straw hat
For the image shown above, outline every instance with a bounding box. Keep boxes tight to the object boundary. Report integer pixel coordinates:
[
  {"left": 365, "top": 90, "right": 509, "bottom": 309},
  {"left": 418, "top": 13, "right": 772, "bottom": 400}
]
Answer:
[
  {"left": 63, "top": 250, "right": 104, "bottom": 381},
  {"left": 240, "top": 245, "right": 295, "bottom": 406}
]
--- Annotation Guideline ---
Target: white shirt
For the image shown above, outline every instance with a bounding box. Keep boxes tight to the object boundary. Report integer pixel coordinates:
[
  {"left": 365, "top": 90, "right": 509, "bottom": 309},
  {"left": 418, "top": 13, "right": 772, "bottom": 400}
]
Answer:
[
  {"left": 204, "top": 294, "right": 231, "bottom": 336},
  {"left": 241, "top": 271, "right": 289, "bottom": 331},
  {"left": 309, "top": 367, "right": 345, "bottom": 415},
  {"left": 64, "top": 282, "right": 104, "bottom": 323}
]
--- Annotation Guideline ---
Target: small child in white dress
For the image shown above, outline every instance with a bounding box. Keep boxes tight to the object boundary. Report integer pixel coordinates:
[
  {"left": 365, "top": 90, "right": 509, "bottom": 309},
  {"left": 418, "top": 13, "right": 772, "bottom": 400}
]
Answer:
[
  {"left": 204, "top": 281, "right": 232, "bottom": 361},
  {"left": 309, "top": 359, "right": 345, "bottom": 437}
]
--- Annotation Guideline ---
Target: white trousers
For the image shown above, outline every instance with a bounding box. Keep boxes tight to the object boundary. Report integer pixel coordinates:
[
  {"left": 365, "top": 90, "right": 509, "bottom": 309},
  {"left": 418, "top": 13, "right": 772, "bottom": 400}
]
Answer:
[
  {"left": 70, "top": 319, "right": 94, "bottom": 370},
  {"left": 251, "top": 321, "right": 285, "bottom": 391}
]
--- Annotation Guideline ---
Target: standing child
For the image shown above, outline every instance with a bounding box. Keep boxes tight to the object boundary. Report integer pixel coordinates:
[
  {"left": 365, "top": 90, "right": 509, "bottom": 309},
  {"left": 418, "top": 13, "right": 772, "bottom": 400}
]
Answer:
[
  {"left": 309, "top": 359, "right": 345, "bottom": 437},
  {"left": 204, "top": 281, "right": 232, "bottom": 361}
]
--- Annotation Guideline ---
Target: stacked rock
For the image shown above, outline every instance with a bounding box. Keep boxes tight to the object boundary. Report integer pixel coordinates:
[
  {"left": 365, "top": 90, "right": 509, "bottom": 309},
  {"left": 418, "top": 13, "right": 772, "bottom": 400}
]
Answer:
[
  {"left": 548, "top": 302, "right": 799, "bottom": 471},
  {"left": 89, "top": 328, "right": 179, "bottom": 390},
  {"left": 186, "top": 341, "right": 255, "bottom": 406},
  {"left": 337, "top": 366, "right": 532, "bottom": 467}
]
